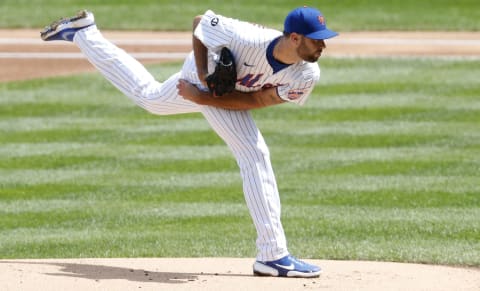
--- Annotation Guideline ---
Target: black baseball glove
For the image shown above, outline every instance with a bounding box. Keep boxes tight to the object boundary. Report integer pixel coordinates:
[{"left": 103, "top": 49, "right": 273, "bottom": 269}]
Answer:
[{"left": 206, "top": 47, "right": 237, "bottom": 97}]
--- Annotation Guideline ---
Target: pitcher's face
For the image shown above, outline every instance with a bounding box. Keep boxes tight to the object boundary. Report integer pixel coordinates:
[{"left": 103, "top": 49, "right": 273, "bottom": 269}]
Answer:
[{"left": 297, "top": 36, "right": 326, "bottom": 63}]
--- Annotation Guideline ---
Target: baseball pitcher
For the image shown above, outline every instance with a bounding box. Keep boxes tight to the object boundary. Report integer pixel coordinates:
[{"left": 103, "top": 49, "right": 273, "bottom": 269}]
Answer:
[{"left": 40, "top": 6, "right": 338, "bottom": 277}]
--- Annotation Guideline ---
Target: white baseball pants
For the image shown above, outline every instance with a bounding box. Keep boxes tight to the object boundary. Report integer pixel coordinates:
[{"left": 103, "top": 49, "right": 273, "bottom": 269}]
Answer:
[{"left": 73, "top": 26, "right": 289, "bottom": 261}]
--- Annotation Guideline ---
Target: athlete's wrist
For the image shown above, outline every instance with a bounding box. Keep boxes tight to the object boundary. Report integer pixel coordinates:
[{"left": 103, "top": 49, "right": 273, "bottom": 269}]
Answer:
[{"left": 198, "top": 72, "right": 209, "bottom": 86}]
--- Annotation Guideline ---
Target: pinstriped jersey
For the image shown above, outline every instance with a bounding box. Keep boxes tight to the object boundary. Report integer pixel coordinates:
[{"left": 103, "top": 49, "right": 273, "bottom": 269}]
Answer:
[{"left": 186, "top": 10, "right": 321, "bottom": 105}]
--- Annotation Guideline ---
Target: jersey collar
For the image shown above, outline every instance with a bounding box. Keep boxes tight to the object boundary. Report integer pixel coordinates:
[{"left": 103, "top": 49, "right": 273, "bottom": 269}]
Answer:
[{"left": 267, "top": 36, "right": 292, "bottom": 74}]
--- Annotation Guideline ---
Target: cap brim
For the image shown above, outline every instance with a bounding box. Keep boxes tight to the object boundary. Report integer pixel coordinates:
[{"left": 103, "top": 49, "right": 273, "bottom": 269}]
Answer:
[{"left": 305, "top": 29, "right": 338, "bottom": 40}]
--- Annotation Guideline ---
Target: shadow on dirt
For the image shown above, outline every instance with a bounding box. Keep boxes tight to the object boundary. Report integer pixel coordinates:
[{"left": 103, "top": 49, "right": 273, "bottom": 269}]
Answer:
[{"left": 0, "top": 261, "right": 250, "bottom": 284}]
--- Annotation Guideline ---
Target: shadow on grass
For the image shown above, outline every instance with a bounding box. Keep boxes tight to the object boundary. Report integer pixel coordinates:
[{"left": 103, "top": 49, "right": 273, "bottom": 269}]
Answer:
[{"left": 0, "top": 261, "right": 250, "bottom": 284}]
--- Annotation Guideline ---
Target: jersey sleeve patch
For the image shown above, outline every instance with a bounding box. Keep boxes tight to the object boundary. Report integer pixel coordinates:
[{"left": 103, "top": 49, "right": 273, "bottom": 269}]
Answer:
[
  {"left": 287, "top": 89, "right": 307, "bottom": 100},
  {"left": 277, "top": 75, "right": 315, "bottom": 105},
  {"left": 276, "top": 62, "right": 320, "bottom": 105},
  {"left": 194, "top": 10, "right": 233, "bottom": 50}
]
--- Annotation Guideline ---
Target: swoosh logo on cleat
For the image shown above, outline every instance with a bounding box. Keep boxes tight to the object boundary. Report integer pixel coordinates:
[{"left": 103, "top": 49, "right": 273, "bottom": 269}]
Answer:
[
  {"left": 62, "top": 31, "right": 76, "bottom": 41},
  {"left": 274, "top": 263, "right": 295, "bottom": 270}
]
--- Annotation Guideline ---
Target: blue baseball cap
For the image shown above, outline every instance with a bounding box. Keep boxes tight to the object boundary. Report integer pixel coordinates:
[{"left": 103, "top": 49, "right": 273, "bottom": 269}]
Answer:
[{"left": 284, "top": 7, "right": 338, "bottom": 40}]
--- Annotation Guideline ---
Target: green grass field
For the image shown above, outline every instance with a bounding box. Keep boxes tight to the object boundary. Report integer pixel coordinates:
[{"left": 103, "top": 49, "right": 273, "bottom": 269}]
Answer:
[
  {"left": 1, "top": 58, "right": 479, "bottom": 266},
  {"left": 1, "top": 0, "right": 479, "bottom": 31},
  {"left": 0, "top": 0, "right": 479, "bottom": 267}
]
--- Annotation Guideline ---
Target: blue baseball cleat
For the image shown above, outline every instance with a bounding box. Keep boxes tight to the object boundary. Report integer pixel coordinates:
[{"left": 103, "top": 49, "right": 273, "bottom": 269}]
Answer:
[
  {"left": 40, "top": 10, "right": 95, "bottom": 41},
  {"left": 253, "top": 254, "right": 322, "bottom": 278}
]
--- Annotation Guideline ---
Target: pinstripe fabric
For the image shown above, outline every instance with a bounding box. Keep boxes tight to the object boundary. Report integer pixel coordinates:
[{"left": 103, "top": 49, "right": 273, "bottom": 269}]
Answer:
[
  {"left": 201, "top": 107, "right": 287, "bottom": 260},
  {"left": 74, "top": 26, "right": 199, "bottom": 115},
  {"left": 195, "top": 10, "right": 320, "bottom": 106},
  {"left": 70, "top": 10, "right": 323, "bottom": 260}
]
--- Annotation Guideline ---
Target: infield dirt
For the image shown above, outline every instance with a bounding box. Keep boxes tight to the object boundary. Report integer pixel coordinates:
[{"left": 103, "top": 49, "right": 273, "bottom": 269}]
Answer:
[
  {"left": 1, "top": 30, "right": 479, "bottom": 82},
  {"left": 1, "top": 258, "right": 479, "bottom": 291}
]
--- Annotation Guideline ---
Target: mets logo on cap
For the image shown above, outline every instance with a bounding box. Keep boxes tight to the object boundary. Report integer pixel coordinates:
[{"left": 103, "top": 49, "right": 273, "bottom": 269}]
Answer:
[{"left": 318, "top": 15, "right": 325, "bottom": 25}]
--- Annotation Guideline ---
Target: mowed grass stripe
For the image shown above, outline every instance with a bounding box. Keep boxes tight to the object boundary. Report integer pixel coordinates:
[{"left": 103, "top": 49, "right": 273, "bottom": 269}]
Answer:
[
  {"left": 0, "top": 143, "right": 232, "bottom": 159},
  {"left": 0, "top": 58, "right": 478, "bottom": 265},
  {"left": 266, "top": 107, "right": 480, "bottom": 122},
  {"left": 308, "top": 93, "right": 480, "bottom": 109},
  {"left": 3, "top": 116, "right": 480, "bottom": 133},
  {"left": 0, "top": 170, "right": 240, "bottom": 187}
]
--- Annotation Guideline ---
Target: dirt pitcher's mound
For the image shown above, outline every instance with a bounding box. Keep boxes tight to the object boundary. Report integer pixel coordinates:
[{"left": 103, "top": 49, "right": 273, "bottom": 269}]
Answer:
[{"left": 0, "top": 258, "right": 478, "bottom": 291}]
